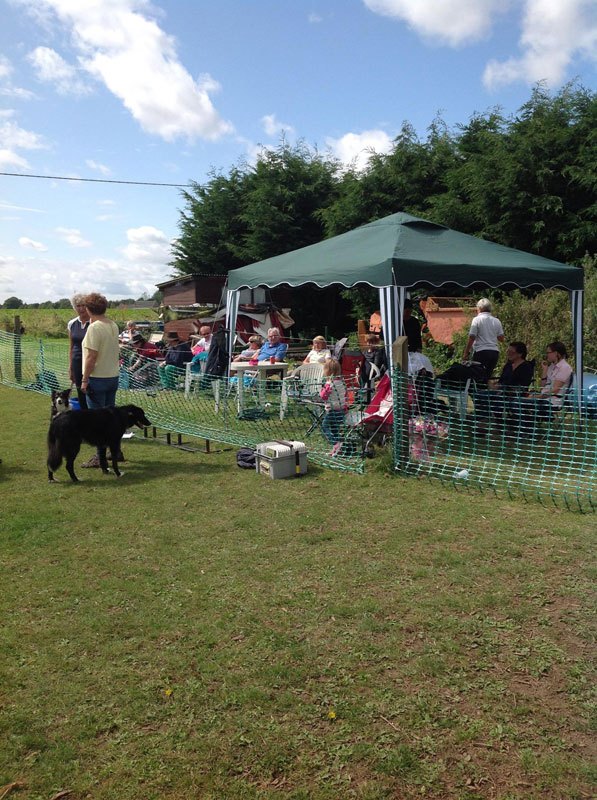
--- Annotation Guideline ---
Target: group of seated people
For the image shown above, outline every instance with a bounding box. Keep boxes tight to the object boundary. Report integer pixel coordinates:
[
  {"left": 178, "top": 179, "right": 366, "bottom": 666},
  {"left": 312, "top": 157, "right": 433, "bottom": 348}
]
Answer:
[
  {"left": 118, "top": 314, "right": 574, "bottom": 439},
  {"left": 231, "top": 327, "right": 289, "bottom": 365},
  {"left": 475, "top": 340, "right": 572, "bottom": 428},
  {"left": 119, "top": 328, "right": 192, "bottom": 389}
]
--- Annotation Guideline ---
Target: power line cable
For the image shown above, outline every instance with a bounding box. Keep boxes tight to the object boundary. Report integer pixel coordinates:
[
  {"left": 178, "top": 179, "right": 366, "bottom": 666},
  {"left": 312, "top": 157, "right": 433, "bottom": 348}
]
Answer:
[{"left": 0, "top": 171, "right": 192, "bottom": 188}]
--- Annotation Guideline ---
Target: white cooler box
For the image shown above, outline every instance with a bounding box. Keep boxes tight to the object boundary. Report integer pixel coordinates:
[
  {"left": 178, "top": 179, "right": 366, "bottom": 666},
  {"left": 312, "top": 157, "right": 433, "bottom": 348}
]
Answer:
[{"left": 255, "top": 440, "right": 308, "bottom": 479}]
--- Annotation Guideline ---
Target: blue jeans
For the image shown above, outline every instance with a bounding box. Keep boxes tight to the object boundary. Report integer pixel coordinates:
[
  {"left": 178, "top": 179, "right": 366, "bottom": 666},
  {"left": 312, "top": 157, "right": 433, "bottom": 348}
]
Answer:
[
  {"left": 322, "top": 409, "right": 344, "bottom": 445},
  {"left": 86, "top": 375, "right": 119, "bottom": 409}
]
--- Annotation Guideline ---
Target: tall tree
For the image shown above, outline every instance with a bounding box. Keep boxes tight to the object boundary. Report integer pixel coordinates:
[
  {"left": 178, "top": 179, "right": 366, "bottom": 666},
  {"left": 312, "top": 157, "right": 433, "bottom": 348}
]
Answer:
[
  {"left": 171, "top": 166, "right": 248, "bottom": 275},
  {"left": 171, "top": 141, "right": 340, "bottom": 276}
]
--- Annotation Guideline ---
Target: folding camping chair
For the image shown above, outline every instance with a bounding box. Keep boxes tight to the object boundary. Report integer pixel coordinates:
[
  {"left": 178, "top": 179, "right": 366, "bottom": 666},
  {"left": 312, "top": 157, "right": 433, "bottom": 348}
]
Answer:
[{"left": 332, "top": 336, "right": 348, "bottom": 361}]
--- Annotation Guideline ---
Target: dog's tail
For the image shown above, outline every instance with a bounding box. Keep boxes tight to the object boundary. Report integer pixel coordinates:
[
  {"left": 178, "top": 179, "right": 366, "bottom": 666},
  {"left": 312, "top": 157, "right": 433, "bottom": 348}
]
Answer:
[{"left": 47, "top": 428, "right": 63, "bottom": 472}]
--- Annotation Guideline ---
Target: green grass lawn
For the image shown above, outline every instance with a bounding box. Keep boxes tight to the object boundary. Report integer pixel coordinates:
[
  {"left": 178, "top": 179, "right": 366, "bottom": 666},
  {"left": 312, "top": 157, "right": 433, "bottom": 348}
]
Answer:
[{"left": 0, "top": 385, "right": 595, "bottom": 800}]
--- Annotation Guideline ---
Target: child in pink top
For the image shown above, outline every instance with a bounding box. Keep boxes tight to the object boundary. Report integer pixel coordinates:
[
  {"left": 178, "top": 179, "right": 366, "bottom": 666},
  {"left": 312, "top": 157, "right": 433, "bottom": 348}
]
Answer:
[{"left": 319, "top": 358, "right": 346, "bottom": 455}]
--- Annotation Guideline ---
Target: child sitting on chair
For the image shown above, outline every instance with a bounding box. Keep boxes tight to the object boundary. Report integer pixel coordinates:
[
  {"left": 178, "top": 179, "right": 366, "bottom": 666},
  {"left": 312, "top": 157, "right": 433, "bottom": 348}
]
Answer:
[{"left": 319, "top": 358, "right": 347, "bottom": 456}]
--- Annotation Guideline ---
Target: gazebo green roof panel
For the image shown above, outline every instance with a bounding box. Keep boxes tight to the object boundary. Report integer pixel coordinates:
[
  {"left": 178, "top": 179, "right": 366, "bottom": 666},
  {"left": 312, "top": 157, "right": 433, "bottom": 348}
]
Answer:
[{"left": 227, "top": 212, "right": 583, "bottom": 292}]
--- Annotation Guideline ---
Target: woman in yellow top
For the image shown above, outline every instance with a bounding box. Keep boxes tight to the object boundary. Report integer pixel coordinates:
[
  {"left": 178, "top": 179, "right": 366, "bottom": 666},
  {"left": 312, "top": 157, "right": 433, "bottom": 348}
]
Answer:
[{"left": 81, "top": 292, "right": 120, "bottom": 409}]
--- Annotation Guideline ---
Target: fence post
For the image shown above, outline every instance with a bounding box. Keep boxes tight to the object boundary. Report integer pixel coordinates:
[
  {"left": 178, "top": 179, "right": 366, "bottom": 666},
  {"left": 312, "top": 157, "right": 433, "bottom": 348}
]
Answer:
[
  {"left": 13, "top": 315, "right": 22, "bottom": 382},
  {"left": 392, "top": 336, "right": 410, "bottom": 470}
]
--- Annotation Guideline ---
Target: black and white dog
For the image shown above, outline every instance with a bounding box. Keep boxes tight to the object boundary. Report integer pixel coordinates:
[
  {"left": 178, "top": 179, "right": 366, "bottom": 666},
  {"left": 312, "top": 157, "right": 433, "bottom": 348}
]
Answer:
[
  {"left": 51, "top": 388, "right": 72, "bottom": 418},
  {"left": 47, "top": 404, "right": 151, "bottom": 483}
]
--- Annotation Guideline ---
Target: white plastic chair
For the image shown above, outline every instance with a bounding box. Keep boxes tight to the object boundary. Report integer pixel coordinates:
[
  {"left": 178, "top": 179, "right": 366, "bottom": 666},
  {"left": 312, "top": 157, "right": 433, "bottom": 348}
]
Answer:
[
  {"left": 280, "top": 362, "right": 325, "bottom": 420},
  {"left": 184, "top": 359, "right": 206, "bottom": 398}
]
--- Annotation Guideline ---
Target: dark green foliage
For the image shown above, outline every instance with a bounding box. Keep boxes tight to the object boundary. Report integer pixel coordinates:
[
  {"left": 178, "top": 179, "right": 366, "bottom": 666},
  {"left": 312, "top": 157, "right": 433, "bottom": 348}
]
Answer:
[
  {"left": 170, "top": 85, "right": 595, "bottom": 359},
  {"left": 170, "top": 141, "right": 340, "bottom": 276},
  {"left": 3, "top": 296, "right": 23, "bottom": 309},
  {"left": 170, "top": 167, "right": 249, "bottom": 275},
  {"left": 172, "top": 85, "right": 595, "bottom": 275}
]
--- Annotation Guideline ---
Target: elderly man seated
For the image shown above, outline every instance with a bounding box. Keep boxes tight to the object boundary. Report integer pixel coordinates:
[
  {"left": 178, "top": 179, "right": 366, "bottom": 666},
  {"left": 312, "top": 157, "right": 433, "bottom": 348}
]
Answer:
[
  {"left": 191, "top": 324, "right": 213, "bottom": 356},
  {"left": 119, "top": 320, "right": 137, "bottom": 344},
  {"left": 256, "top": 327, "right": 288, "bottom": 363}
]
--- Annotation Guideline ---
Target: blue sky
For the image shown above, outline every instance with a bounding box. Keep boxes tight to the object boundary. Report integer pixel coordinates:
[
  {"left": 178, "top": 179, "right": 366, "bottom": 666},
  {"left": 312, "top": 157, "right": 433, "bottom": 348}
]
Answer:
[{"left": 0, "top": 0, "right": 595, "bottom": 303}]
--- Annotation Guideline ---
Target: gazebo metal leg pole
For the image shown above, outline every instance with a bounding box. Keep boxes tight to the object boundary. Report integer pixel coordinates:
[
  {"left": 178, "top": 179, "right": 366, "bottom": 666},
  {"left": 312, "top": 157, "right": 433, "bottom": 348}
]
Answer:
[
  {"left": 225, "top": 287, "right": 240, "bottom": 377},
  {"left": 571, "top": 289, "right": 584, "bottom": 415}
]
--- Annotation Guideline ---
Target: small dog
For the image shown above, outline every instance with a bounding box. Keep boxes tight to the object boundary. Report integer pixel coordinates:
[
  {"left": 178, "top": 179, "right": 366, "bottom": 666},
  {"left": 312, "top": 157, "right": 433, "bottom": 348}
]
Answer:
[
  {"left": 47, "top": 404, "right": 151, "bottom": 483},
  {"left": 51, "top": 388, "right": 72, "bottom": 418}
]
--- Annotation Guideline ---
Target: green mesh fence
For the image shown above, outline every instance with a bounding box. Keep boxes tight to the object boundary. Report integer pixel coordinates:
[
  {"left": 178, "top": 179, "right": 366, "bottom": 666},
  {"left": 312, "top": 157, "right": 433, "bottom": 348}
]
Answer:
[
  {"left": 391, "top": 368, "right": 596, "bottom": 513},
  {"left": 0, "top": 334, "right": 366, "bottom": 473},
  {"left": 1, "top": 332, "right": 595, "bottom": 509}
]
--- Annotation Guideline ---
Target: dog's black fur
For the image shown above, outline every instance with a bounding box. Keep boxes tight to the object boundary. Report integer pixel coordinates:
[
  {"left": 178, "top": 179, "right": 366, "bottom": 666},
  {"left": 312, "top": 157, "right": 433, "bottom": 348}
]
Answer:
[
  {"left": 51, "top": 388, "right": 72, "bottom": 418},
  {"left": 47, "top": 404, "right": 151, "bottom": 482}
]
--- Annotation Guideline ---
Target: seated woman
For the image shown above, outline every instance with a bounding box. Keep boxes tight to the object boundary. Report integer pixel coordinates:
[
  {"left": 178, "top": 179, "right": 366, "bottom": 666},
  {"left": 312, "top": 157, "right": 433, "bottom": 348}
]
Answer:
[
  {"left": 230, "top": 336, "right": 263, "bottom": 387},
  {"left": 233, "top": 335, "right": 263, "bottom": 362},
  {"left": 516, "top": 341, "right": 572, "bottom": 428},
  {"left": 128, "top": 333, "right": 159, "bottom": 386},
  {"left": 302, "top": 336, "right": 331, "bottom": 365},
  {"left": 287, "top": 335, "right": 331, "bottom": 378},
  {"left": 474, "top": 341, "right": 534, "bottom": 424}
]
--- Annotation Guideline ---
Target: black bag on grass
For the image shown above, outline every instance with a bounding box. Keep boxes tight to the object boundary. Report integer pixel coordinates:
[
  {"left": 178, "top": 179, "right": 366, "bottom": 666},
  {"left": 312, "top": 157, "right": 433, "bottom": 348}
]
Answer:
[{"left": 236, "top": 448, "right": 256, "bottom": 469}]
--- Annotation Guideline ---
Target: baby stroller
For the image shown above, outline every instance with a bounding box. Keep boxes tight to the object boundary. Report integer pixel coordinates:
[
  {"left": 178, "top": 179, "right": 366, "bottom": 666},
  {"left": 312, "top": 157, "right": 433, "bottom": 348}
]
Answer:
[{"left": 345, "top": 373, "right": 394, "bottom": 457}]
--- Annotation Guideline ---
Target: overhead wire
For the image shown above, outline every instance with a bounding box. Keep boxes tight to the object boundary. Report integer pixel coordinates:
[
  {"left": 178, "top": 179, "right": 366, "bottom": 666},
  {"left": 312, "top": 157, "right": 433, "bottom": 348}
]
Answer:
[{"left": 0, "top": 171, "right": 192, "bottom": 188}]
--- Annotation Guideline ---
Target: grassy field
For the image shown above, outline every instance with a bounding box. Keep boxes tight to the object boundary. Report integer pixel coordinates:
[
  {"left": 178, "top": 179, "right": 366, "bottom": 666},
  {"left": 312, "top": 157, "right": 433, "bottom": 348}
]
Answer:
[
  {"left": 0, "top": 308, "right": 161, "bottom": 339},
  {"left": 0, "top": 384, "right": 595, "bottom": 800}
]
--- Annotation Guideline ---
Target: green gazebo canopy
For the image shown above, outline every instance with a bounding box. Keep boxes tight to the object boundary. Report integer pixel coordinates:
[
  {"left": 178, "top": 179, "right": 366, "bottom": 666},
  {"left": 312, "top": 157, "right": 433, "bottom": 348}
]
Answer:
[{"left": 227, "top": 213, "right": 583, "bottom": 291}]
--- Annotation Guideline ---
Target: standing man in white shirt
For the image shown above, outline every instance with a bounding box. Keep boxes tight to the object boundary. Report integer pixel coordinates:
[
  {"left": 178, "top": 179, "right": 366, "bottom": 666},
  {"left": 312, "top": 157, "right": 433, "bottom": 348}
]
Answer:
[{"left": 462, "top": 298, "right": 505, "bottom": 379}]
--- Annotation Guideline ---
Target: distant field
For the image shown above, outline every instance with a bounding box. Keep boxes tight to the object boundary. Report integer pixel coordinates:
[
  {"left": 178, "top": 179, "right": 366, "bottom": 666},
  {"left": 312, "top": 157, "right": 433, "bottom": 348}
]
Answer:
[{"left": 0, "top": 307, "right": 161, "bottom": 339}]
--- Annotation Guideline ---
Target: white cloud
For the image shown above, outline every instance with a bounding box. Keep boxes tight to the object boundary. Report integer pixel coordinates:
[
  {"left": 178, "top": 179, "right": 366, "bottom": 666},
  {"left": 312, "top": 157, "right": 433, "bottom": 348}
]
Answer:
[
  {"left": 0, "top": 56, "right": 11, "bottom": 81},
  {"left": 55, "top": 227, "right": 92, "bottom": 248},
  {"left": 0, "top": 117, "right": 48, "bottom": 170},
  {"left": 96, "top": 214, "right": 115, "bottom": 222},
  {"left": 0, "top": 85, "right": 36, "bottom": 100},
  {"left": 326, "top": 129, "right": 394, "bottom": 171},
  {"left": 0, "top": 55, "right": 35, "bottom": 100},
  {"left": 27, "top": 46, "right": 89, "bottom": 95},
  {"left": 483, "top": 0, "right": 597, "bottom": 88},
  {"left": 0, "top": 149, "right": 30, "bottom": 169},
  {"left": 363, "top": 0, "right": 506, "bottom": 46},
  {"left": 19, "top": 0, "right": 233, "bottom": 141},
  {"left": 0, "top": 250, "right": 167, "bottom": 304},
  {"left": 19, "top": 236, "right": 48, "bottom": 251},
  {"left": 86, "top": 159, "right": 111, "bottom": 175},
  {"left": 308, "top": 12, "right": 323, "bottom": 23},
  {"left": 0, "top": 119, "right": 46, "bottom": 151},
  {"left": 122, "top": 225, "right": 170, "bottom": 266},
  {"left": 0, "top": 200, "right": 44, "bottom": 213},
  {"left": 262, "top": 113, "right": 295, "bottom": 138}
]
